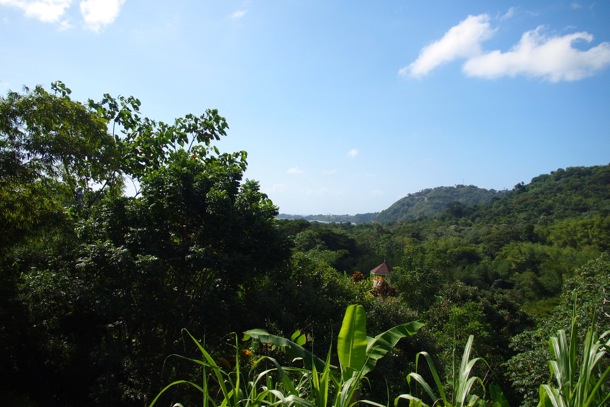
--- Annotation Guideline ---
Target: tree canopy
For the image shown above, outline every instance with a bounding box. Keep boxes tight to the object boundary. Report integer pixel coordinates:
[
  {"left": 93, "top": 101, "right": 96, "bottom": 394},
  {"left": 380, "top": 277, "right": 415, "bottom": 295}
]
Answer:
[
  {"left": 0, "top": 82, "right": 290, "bottom": 406},
  {"left": 1, "top": 82, "right": 608, "bottom": 407}
]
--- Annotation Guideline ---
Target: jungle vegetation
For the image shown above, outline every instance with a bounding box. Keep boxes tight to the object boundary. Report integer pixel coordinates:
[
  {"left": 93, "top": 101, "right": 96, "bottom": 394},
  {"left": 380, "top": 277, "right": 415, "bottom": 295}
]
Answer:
[{"left": 1, "top": 82, "right": 608, "bottom": 406}]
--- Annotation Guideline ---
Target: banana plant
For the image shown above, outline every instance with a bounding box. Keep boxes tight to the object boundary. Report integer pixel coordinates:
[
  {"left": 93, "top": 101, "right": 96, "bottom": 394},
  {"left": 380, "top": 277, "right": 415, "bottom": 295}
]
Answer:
[
  {"left": 339, "top": 304, "right": 426, "bottom": 380},
  {"left": 244, "top": 304, "right": 424, "bottom": 406}
]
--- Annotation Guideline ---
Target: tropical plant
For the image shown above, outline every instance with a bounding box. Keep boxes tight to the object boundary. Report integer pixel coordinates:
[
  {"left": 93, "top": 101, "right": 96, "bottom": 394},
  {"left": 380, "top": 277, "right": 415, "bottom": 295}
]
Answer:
[
  {"left": 396, "top": 335, "right": 489, "bottom": 407},
  {"left": 247, "top": 304, "right": 423, "bottom": 406},
  {"left": 537, "top": 310, "right": 610, "bottom": 407},
  {"left": 152, "top": 304, "right": 423, "bottom": 407},
  {"left": 149, "top": 329, "right": 312, "bottom": 407}
]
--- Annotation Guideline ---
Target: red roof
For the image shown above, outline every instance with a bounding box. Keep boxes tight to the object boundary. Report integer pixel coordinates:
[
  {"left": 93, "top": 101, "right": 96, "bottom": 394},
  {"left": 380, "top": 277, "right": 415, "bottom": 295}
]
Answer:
[{"left": 370, "top": 262, "right": 392, "bottom": 275}]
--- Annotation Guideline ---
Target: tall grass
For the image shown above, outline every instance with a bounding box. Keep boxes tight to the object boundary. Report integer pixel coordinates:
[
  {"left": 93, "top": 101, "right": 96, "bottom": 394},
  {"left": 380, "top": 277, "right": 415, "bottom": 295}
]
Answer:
[
  {"left": 537, "top": 310, "right": 610, "bottom": 407},
  {"left": 149, "top": 329, "right": 315, "bottom": 406},
  {"left": 395, "top": 335, "right": 489, "bottom": 407}
]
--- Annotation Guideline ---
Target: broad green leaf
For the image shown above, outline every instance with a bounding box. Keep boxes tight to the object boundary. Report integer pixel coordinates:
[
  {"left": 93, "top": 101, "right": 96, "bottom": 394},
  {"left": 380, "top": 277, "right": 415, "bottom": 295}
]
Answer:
[
  {"left": 337, "top": 304, "right": 368, "bottom": 380},
  {"left": 364, "top": 320, "right": 424, "bottom": 375},
  {"left": 243, "top": 328, "right": 328, "bottom": 371}
]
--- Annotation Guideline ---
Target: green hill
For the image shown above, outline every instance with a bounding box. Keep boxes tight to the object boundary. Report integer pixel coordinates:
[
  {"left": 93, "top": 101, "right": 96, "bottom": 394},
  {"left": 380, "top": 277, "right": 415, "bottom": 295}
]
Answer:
[
  {"left": 277, "top": 186, "right": 501, "bottom": 223},
  {"left": 376, "top": 184, "right": 503, "bottom": 223},
  {"left": 278, "top": 164, "right": 610, "bottom": 224},
  {"left": 478, "top": 164, "right": 610, "bottom": 223}
]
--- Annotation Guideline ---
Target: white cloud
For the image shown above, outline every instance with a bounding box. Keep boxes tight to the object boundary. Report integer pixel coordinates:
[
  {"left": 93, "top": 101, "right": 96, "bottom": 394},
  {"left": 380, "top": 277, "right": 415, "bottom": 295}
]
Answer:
[
  {"left": 402, "top": 13, "right": 610, "bottom": 82},
  {"left": 399, "top": 14, "right": 494, "bottom": 78},
  {"left": 287, "top": 167, "right": 303, "bottom": 174},
  {"left": 230, "top": 9, "right": 246, "bottom": 19},
  {"left": 0, "top": 0, "right": 72, "bottom": 23},
  {"left": 0, "top": 0, "right": 125, "bottom": 31},
  {"left": 347, "top": 148, "right": 359, "bottom": 158},
  {"left": 463, "top": 27, "right": 610, "bottom": 82},
  {"left": 80, "top": 0, "right": 125, "bottom": 32}
]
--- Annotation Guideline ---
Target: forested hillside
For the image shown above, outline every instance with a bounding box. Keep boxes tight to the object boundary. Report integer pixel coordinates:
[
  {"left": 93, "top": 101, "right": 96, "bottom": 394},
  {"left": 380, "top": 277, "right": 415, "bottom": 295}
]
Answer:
[
  {"left": 278, "top": 185, "right": 502, "bottom": 223},
  {"left": 479, "top": 165, "right": 610, "bottom": 223},
  {"left": 376, "top": 184, "right": 503, "bottom": 222},
  {"left": 280, "top": 165, "right": 610, "bottom": 225},
  {"left": 1, "top": 83, "right": 609, "bottom": 407}
]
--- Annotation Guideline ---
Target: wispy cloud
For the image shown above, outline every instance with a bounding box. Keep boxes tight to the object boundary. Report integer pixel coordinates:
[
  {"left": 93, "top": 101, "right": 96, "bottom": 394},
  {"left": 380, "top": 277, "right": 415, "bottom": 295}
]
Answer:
[
  {"left": 400, "top": 14, "right": 494, "bottom": 78},
  {"left": 266, "top": 183, "right": 286, "bottom": 192},
  {"left": 347, "top": 148, "right": 359, "bottom": 158},
  {"left": 58, "top": 17, "right": 72, "bottom": 30},
  {"left": 0, "top": 0, "right": 125, "bottom": 31},
  {"left": 500, "top": 7, "right": 517, "bottom": 21},
  {"left": 401, "top": 13, "right": 610, "bottom": 82},
  {"left": 230, "top": 9, "right": 246, "bottom": 20},
  {"left": 80, "top": 0, "right": 125, "bottom": 32},
  {"left": 287, "top": 167, "right": 304, "bottom": 174}
]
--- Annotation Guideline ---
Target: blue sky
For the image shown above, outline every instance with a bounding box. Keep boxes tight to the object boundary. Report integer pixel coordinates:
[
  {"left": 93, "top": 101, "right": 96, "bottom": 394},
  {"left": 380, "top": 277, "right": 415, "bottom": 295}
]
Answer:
[{"left": 2, "top": 1, "right": 610, "bottom": 215}]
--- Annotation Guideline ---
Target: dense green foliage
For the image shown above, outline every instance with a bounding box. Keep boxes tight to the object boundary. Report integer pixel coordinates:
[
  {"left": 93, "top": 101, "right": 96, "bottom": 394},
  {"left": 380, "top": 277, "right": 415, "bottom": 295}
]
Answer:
[{"left": 1, "top": 83, "right": 609, "bottom": 406}]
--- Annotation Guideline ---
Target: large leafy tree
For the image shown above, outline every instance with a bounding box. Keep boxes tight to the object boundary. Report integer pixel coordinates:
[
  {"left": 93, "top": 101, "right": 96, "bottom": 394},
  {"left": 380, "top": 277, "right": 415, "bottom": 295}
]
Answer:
[
  {"left": 1, "top": 82, "right": 124, "bottom": 405},
  {"left": 1, "top": 82, "right": 290, "bottom": 406},
  {"left": 0, "top": 81, "right": 121, "bottom": 252},
  {"left": 25, "top": 151, "right": 289, "bottom": 405}
]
